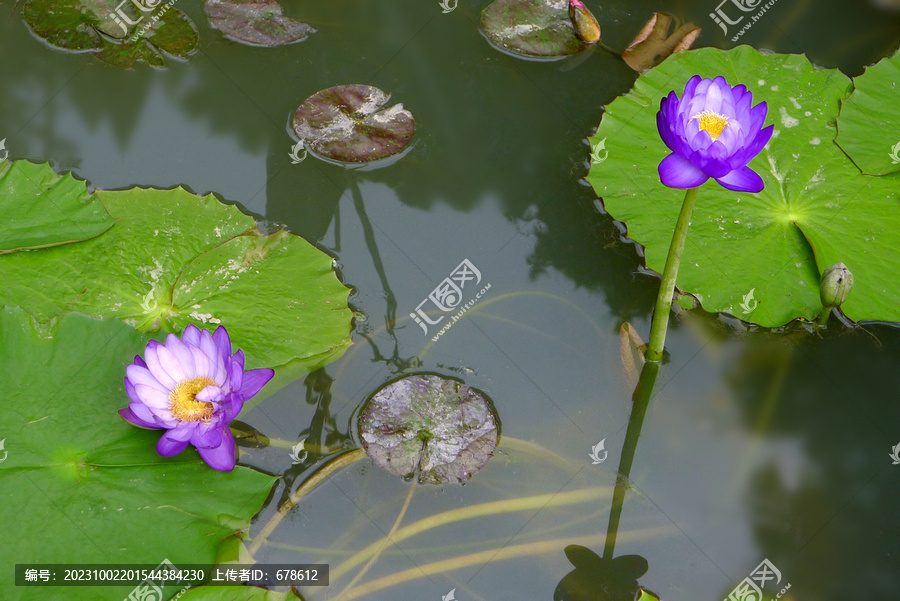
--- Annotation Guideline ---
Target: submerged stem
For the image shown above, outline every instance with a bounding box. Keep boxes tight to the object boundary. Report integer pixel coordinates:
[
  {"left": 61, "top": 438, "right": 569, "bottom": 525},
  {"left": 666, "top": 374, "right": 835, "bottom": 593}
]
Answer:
[
  {"left": 247, "top": 449, "right": 366, "bottom": 557},
  {"left": 646, "top": 186, "right": 699, "bottom": 362}
]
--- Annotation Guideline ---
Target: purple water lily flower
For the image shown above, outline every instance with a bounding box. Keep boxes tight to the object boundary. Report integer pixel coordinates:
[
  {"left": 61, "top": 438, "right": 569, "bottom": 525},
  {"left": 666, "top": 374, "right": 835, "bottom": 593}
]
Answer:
[
  {"left": 657, "top": 75, "right": 774, "bottom": 193},
  {"left": 119, "top": 325, "right": 274, "bottom": 472}
]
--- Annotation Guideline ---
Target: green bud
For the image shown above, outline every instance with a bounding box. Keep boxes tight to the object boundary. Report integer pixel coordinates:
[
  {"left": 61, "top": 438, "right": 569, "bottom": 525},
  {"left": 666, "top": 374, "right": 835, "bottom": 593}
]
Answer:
[{"left": 819, "top": 263, "right": 853, "bottom": 308}]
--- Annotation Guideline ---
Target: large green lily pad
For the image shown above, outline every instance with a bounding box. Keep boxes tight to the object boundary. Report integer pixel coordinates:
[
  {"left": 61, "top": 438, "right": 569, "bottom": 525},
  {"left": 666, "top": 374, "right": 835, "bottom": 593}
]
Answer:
[
  {"left": 0, "top": 161, "right": 353, "bottom": 372},
  {"left": 22, "top": 0, "right": 199, "bottom": 68},
  {"left": 587, "top": 46, "right": 900, "bottom": 326},
  {"left": 836, "top": 50, "right": 900, "bottom": 175},
  {"left": 292, "top": 85, "right": 416, "bottom": 164},
  {"left": 204, "top": 0, "right": 315, "bottom": 47},
  {"left": 358, "top": 374, "right": 499, "bottom": 484},
  {"left": 480, "top": 0, "right": 589, "bottom": 59},
  {"left": 0, "top": 308, "right": 275, "bottom": 601},
  {"left": 175, "top": 586, "right": 299, "bottom": 601},
  {"left": 0, "top": 159, "right": 113, "bottom": 254}
]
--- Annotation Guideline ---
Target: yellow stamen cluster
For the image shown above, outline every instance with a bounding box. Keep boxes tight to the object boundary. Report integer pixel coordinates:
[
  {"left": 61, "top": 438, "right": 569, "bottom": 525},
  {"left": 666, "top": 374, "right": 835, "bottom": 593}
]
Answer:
[
  {"left": 169, "top": 377, "right": 217, "bottom": 422},
  {"left": 691, "top": 110, "right": 729, "bottom": 141}
]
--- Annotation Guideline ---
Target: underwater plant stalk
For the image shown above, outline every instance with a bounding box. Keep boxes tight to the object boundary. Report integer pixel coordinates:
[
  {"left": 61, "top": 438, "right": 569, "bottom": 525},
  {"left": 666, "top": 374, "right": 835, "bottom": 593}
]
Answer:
[
  {"left": 247, "top": 448, "right": 367, "bottom": 556},
  {"left": 603, "top": 360, "right": 658, "bottom": 559},
  {"left": 646, "top": 187, "right": 699, "bottom": 361}
]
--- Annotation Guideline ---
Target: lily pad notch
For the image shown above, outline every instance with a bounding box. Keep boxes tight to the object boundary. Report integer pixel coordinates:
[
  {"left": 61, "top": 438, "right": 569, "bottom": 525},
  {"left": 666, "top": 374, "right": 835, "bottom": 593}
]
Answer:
[{"left": 358, "top": 374, "right": 500, "bottom": 484}]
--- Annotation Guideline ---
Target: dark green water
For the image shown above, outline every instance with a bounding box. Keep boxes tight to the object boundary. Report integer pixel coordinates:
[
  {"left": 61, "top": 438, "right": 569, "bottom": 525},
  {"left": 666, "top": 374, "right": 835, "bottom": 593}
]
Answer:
[{"left": 2, "top": 1, "right": 899, "bottom": 600}]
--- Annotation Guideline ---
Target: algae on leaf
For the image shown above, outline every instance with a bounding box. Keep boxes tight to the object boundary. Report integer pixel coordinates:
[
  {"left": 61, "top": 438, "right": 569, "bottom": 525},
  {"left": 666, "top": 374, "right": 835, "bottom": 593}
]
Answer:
[
  {"left": 22, "top": 0, "right": 199, "bottom": 68},
  {"left": 0, "top": 161, "right": 353, "bottom": 375},
  {"left": 480, "top": 0, "right": 591, "bottom": 59}
]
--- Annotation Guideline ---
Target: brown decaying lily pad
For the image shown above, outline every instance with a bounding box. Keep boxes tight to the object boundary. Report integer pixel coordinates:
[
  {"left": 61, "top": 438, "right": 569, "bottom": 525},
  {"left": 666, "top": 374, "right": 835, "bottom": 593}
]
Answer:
[
  {"left": 622, "top": 13, "right": 700, "bottom": 73},
  {"left": 480, "top": 0, "right": 590, "bottom": 59},
  {"left": 204, "top": 0, "right": 315, "bottom": 47},
  {"left": 358, "top": 375, "right": 499, "bottom": 484},
  {"left": 292, "top": 84, "right": 416, "bottom": 164}
]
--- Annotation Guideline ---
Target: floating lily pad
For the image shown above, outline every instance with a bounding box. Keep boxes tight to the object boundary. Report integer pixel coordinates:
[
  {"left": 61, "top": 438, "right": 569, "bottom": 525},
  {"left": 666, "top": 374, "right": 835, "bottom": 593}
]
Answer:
[
  {"left": 0, "top": 160, "right": 353, "bottom": 375},
  {"left": 177, "top": 586, "right": 299, "bottom": 601},
  {"left": 0, "top": 160, "right": 113, "bottom": 254},
  {"left": 292, "top": 84, "right": 416, "bottom": 164},
  {"left": 587, "top": 46, "right": 900, "bottom": 326},
  {"left": 204, "top": 0, "right": 315, "bottom": 47},
  {"left": 358, "top": 375, "right": 499, "bottom": 484},
  {"left": 22, "top": 0, "right": 199, "bottom": 68},
  {"left": 0, "top": 308, "right": 275, "bottom": 601},
  {"left": 836, "top": 50, "right": 900, "bottom": 175},
  {"left": 480, "top": 0, "right": 589, "bottom": 59}
]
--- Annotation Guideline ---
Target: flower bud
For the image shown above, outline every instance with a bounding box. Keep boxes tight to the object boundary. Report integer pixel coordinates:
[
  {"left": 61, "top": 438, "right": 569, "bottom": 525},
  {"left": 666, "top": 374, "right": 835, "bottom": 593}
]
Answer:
[{"left": 819, "top": 263, "right": 853, "bottom": 308}]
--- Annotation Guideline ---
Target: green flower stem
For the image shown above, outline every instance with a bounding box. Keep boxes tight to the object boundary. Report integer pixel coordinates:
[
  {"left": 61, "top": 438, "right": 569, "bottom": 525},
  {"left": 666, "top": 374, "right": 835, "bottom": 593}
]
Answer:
[
  {"left": 816, "top": 306, "right": 833, "bottom": 326},
  {"left": 646, "top": 186, "right": 699, "bottom": 362}
]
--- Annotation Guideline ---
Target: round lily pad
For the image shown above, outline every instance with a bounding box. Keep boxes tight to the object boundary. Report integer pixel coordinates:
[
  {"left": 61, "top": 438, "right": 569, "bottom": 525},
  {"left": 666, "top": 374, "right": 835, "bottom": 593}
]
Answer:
[
  {"left": 292, "top": 84, "right": 416, "bottom": 164},
  {"left": 480, "top": 0, "right": 589, "bottom": 59},
  {"left": 204, "top": 0, "right": 315, "bottom": 47},
  {"left": 22, "top": 0, "right": 199, "bottom": 68},
  {"left": 358, "top": 375, "right": 500, "bottom": 484}
]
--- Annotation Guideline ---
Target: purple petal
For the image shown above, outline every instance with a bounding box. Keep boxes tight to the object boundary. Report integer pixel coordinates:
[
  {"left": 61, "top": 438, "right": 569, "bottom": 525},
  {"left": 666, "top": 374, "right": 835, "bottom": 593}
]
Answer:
[
  {"left": 240, "top": 368, "right": 275, "bottom": 400},
  {"left": 133, "top": 383, "right": 170, "bottom": 410},
  {"left": 212, "top": 326, "right": 232, "bottom": 363},
  {"left": 155, "top": 345, "right": 190, "bottom": 384},
  {"left": 125, "top": 364, "right": 168, "bottom": 395},
  {"left": 191, "top": 422, "right": 224, "bottom": 448},
  {"left": 133, "top": 355, "right": 147, "bottom": 369},
  {"left": 182, "top": 324, "right": 202, "bottom": 347},
  {"left": 742, "top": 124, "right": 775, "bottom": 162},
  {"left": 143, "top": 345, "right": 178, "bottom": 389},
  {"left": 224, "top": 394, "right": 244, "bottom": 422},
  {"left": 164, "top": 334, "right": 196, "bottom": 377},
  {"left": 196, "top": 385, "right": 224, "bottom": 403},
  {"left": 196, "top": 428, "right": 236, "bottom": 471},
  {"left": 119, "top": 406, "right": 163, "bottom": 429},
  {"left": 715, "top": 165, "right": 765, "bottom": 192},
  {"left": 157, "top": 430, "right": 191, "bottom": 456},
  {"left": 659, "top": 153, "right": 710, "bottom": 189}
]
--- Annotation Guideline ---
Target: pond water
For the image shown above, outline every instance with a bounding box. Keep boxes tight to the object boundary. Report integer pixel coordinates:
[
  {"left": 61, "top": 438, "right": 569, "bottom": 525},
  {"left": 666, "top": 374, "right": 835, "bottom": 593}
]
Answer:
[{"left": 2, "top": 1, "right": 900, "bottom": 600}]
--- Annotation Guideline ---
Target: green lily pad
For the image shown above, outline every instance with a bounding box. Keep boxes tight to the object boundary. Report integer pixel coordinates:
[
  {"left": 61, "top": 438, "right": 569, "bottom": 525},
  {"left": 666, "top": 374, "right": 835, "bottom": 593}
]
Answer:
[
  {"left": 21, "top": 0, "right": 199, "bottom": 68},
  {"left": 836, "top": 50, "right": 900, "bottom": 175},
  {"left": 0, "top": 161, "right": 353, "bottom": 372},
  {"left": 0, "top": 308, "right": 275, "bottom": 601},
  {"left": 587, "top": 46, "right": 900, "bottom": 326},
  {"left": 292, "top": 85, "right": 416, "bottom": 164},
  {"left": 204, "top": 0, "right": 315, "bottom": 47},
  {"left": 0, "top": 160, "right": 113, "bottom": 254},
  {"left": 174, "top": 586, "right": 299, "bottom": 601},
  {"left": 480, "top": 0, "right": 589, "bottom": 59},
  {"left": 358, "top": 374, "right": 499, "bottom": 484}
]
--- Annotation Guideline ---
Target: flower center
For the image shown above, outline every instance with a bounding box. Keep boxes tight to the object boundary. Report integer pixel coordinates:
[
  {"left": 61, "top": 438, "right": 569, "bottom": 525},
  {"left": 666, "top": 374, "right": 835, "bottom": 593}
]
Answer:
[
  {"left": 169, "top": 377, "right": 218, "bottom": 422},
  {"left": 691, "top": 110, "right": 729, "bottom": 141}
]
